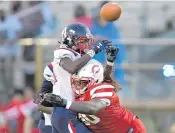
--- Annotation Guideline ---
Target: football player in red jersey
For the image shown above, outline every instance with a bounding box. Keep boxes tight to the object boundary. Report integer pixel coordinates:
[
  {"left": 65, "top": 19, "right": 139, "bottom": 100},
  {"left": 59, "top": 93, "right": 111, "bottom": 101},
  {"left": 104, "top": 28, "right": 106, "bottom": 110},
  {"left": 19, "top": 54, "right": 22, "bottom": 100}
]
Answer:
[{"left": 42, "top": 46, "right": 146, "bottom": 133}]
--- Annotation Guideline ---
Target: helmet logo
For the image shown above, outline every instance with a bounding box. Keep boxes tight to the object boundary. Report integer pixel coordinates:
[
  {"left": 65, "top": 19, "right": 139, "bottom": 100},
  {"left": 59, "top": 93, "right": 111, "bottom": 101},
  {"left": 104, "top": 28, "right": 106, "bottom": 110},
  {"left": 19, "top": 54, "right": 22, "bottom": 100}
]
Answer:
[
  {"left": 69, "top": 29, "right": 75, "bottom": 34},
  {"left": 92, "top": 65, "right": 100, "bottom": 75},
  {"left": 86, "top": 28, "right": 91, "bottom": 34},
  {"left": 61, "top": 27, "right": 67, "bottom": 37},
  {"left": 85, "top": 28, "right": 92, "bottom": 38}
]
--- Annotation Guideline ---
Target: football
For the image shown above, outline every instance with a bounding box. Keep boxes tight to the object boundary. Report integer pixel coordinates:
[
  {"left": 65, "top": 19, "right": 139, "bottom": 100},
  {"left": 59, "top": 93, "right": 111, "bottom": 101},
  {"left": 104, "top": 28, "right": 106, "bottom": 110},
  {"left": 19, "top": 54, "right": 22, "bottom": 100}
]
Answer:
[{"left": 100, "top": 2, "right": 122, "bottom": 22}]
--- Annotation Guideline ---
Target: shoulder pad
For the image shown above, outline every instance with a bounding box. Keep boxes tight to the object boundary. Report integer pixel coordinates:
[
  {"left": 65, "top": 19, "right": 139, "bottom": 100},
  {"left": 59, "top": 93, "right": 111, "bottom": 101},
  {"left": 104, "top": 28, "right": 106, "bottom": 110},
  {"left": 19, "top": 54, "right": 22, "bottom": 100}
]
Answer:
[
  {"left": 43, "top": 63, "right": 55, "bottom": 83},
  {"left": 54, "top": 48, "right": 78, "bottom": 60}
]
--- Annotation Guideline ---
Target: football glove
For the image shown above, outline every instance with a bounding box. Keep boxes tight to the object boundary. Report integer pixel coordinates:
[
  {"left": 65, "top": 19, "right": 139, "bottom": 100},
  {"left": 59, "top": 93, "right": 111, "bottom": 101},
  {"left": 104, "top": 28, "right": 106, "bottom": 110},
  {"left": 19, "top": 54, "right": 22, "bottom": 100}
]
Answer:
[
  {"left": 93, "top": 40, "right": 112, "bottom": 54},
  {"left": 85, "top": 40, "right": 112, "bottom": 57},
  {"left": 43, "top": 93, "right": 67, "bottom": 107},
  {"left": 106, "top": 46, "right": 119, "bottom": 63},
  {"left": 102, "top": 40, "right": 113, "bottom": 50}
]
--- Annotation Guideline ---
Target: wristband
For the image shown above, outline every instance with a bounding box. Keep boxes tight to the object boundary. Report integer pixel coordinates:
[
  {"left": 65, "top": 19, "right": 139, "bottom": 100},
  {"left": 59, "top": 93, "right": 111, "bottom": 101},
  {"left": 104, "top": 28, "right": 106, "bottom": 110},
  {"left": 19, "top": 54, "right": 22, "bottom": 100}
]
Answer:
[
  {"left": 107, "top": 61, "right": 114, "bottom": 66},
  {"left": 86, "top": 49, "right": 95, "bottom": 57},
  {"left": 66, "top": 101, "right": 72, "bottom": 109}
]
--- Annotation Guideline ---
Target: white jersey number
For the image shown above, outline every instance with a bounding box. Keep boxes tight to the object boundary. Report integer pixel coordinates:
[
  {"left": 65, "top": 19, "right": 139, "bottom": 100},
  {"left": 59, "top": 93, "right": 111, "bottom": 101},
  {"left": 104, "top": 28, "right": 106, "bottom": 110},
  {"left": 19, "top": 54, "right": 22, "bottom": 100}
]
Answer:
[{"left": 78, "top": 113, "right": 100, "bottom": 125}]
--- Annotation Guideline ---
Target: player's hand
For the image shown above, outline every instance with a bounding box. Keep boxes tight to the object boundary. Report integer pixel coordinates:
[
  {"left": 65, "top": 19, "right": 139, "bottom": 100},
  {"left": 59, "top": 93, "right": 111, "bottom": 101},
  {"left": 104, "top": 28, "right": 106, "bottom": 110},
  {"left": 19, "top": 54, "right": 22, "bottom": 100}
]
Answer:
[
  {"left": 92, "top": 40, "right": 112, "bottom": 54},
  {"left": 101, "top": 40, "right": 113, "bottom": 50},
  {"left": 33, "top": 93, "right": 44, "bottom": 104},
  {"left": 43, "top": 93, "right": 67, "bottom": 107},
  {"left": 85, "top": 40, "right": 112, "bottom": 57},
  {"left": 92, "top": 42, "right": 104, "bottom": 54},
  {"left": 106, "top": 46, "right": 119, "bottom": 63}
]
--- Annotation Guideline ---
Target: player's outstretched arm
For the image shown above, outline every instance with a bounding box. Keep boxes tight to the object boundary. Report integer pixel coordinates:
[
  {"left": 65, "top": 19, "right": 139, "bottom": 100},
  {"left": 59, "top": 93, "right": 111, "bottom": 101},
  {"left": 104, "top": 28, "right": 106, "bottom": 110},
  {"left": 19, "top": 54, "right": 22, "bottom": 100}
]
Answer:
[
  {"left": 59, "top": 40, "right": 112, "bottom": 74},
  {"left": 68, "top": 99, "right": 108, "bottom": 115},
  {"left": 42, "top": 93, "right": 108, "bottom": 115},
  {"left": 60, "top": 53, "right": 92, "bottom": 74},
  {"left": 103, "top": 46, "right": 119, "bottom": 80}
]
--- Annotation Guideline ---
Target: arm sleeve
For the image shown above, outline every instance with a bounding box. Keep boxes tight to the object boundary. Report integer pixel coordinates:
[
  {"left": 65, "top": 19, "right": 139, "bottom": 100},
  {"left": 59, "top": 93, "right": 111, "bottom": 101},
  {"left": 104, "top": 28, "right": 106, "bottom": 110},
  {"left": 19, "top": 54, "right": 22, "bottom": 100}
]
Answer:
[
  {"left": 40, "top": 80, "right": 53, "bottom": 107},
  {"left": 43, "top": 63, "right": 56, "bottom": 84},
  {"left": 40, "top": 64, "right": 54, "bottom": 106},
  {"left": 40, "top": 79, "right": 53, "bottom": 94},
  {"left": 41, "top": 63, "right": 54, "bottom": 93},
  {"left": 55, "top": 48, "right": 91, "bottom": 74}
]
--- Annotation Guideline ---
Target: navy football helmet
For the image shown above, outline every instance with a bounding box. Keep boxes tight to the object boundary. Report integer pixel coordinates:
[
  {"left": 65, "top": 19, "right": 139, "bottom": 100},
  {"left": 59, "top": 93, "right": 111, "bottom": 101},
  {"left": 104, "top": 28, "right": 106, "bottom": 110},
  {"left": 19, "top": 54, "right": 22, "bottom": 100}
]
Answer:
[{"left": 60, "top": 23, "right": 93, "bottom": 54}]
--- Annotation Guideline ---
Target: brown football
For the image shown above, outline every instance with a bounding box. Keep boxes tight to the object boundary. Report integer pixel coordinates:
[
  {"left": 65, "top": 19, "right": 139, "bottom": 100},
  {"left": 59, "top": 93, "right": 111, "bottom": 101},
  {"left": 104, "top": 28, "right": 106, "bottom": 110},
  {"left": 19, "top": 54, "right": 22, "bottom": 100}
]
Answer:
[{"left": 100, "top": 2, "right": 122, "bottom": 21}]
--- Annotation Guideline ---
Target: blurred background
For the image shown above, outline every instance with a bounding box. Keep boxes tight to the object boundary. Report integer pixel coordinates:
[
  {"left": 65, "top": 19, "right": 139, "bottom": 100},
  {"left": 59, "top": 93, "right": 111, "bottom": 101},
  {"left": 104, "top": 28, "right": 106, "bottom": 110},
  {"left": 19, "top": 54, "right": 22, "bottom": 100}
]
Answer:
[{"left": 0, "top": 1, "right": 174, "bottom": 133}]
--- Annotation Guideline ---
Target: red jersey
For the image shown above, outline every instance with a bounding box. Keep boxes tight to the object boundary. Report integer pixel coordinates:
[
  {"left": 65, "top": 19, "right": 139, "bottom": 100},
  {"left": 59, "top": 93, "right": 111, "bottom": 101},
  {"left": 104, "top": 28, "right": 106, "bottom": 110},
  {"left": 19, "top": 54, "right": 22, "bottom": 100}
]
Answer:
[
  {"left": 2, "top": 99, "right": 37, "bottom": 133},
  {"left": 2, "top": 99, "right": 25, "bottom": 133},
  {"left": 0, "top": 125, "right": 10, "bottom": 133},
  {"left": 76, "top": 82, "right": 136, "bottom": 133}
]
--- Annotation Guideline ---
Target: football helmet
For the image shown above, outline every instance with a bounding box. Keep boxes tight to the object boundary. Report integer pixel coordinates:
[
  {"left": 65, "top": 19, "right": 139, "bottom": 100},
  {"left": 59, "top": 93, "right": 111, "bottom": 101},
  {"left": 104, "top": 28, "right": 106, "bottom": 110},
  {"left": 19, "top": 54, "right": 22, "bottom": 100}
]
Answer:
[
  {"left": 60, "top": 23, "right": 93, "bottom": 54},
  {"left": 71, "top": 59, "right": 104, "bottom": 95}
]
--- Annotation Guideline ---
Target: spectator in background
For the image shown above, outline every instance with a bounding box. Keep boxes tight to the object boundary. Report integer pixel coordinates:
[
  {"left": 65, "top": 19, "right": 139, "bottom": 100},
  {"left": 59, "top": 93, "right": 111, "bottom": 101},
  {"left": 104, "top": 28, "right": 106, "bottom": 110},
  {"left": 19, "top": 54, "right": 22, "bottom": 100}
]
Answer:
[
  {"left": 0, "top": 96, "right": 10, "bottom": 133},
  {"left": 0, "top": 9, "right": 8, "bottom": 43},
  {"left": 2, "top": 87, "right": 38, "bottom": 133},
  {"left": 10, "top": 89, "right": 24, "bottom": 105},
  {"left": 21, "top": 86, "right": 37, "bottom": 115},
  {"left": 0, "top": 10, "right": 6, "bottom": 26},
  {"left": 0, "top": 9, "right": 8, "bottom": 58},
  {"left": 7, "top": 1, "right": 22, "bottom": 40},
  {"left": 29, "top": 1, "right": 58, "bottom": 36},
  {"left": 11, "top": 1, "right": 23, "bottom": 14},
  {"left": 0, "top": 10, "right": 5, "bottom": 22},
  {"left": 91, "top": 1, "right": 127, "bottom": 90},
  {"left": 0, "top": 112, "right": 10, "bottom": 133},
  {"left": 24, "top": 86, "right": 35, "bottom": 101},
  {"left": 23, "top": 87, "right": 39, "bottom": 133},
  {"left": 2, "top": 89, "right": 24, "bottom": 133},
  {"left": 71, "top": 4, "right": 92, "bottom": 28},
  {"left": 3, "top": 1, "right": 22, "bottom": 59},
  {"left": 0, "top": 8, "right": 21, "bottom": 91}
]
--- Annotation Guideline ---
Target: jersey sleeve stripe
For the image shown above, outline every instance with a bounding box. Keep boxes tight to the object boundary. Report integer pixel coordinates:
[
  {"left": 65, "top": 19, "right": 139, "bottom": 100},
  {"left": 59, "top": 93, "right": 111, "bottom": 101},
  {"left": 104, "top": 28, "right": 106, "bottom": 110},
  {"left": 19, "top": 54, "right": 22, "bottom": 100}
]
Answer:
[
  {"left": 94, "top": 88, "right": 114, "bottom": 94},
  {"left": 47, "top": 63, "right": 57, "bottom": 82},
  {"left": 48, "top": 64, "right": 53, "bottom": 72},
  {"left": 91, "top": 92, "right": 113, "bottom": 99},
  {"left": 90, "top": 85, "right": 114, "bottom": 96},
  {"left": 68, "top": 120, "right": 76, "bottom": 133}
]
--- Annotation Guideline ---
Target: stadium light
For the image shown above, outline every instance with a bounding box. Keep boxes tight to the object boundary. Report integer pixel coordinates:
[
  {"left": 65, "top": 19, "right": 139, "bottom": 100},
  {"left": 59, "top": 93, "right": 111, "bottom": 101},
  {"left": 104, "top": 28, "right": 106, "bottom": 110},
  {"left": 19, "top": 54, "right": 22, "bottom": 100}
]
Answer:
[{"left": 163, "top": 64, "right": 175, "bottom": 77}]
